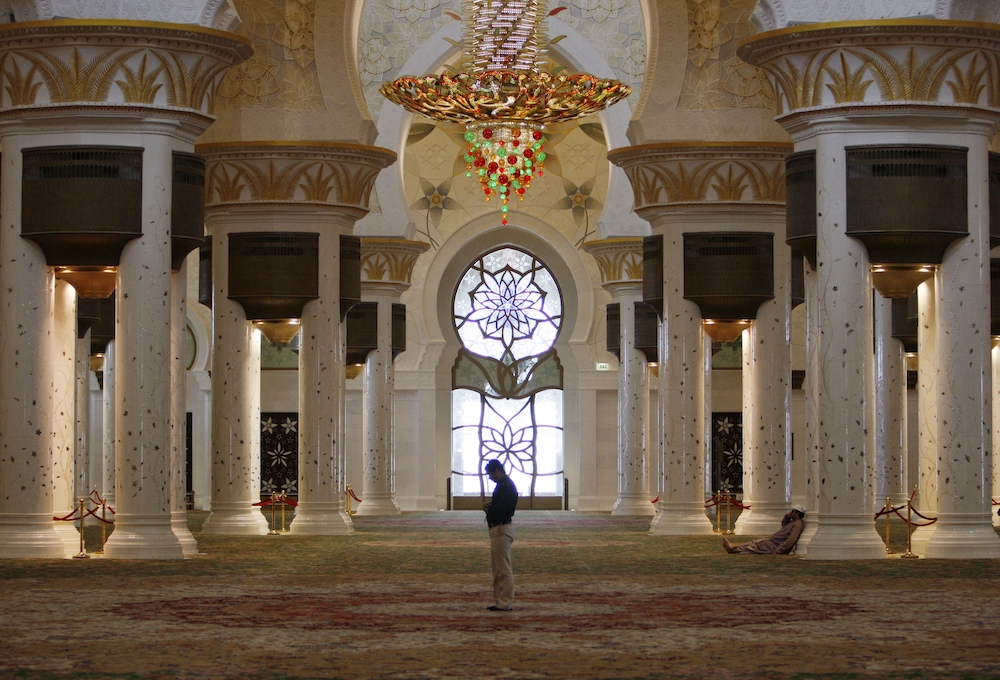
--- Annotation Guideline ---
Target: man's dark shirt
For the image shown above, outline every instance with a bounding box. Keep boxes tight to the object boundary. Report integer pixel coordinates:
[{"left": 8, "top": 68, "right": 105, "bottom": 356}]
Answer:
[{"left": 486, "top": 475, "right": 518, "bottom": 527}]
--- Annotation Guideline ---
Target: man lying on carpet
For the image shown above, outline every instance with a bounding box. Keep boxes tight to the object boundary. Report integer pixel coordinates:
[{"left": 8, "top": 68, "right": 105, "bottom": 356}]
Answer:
[{"left": 722, "top": 505, "right": 805, "bottom": 555}]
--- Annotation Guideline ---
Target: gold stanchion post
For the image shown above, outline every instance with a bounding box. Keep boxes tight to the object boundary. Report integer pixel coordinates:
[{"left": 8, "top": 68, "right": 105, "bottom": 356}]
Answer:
[
  {"left": 724, "top": 492, "right": 734, "bottom": 535},
  {"left": 901, "top": 485, "right": 919, "bottom": 559},
  {"left": 267, "top": 491, "right": 279, "bottom": 535},
  {"left": 884, "top": 497, "right": 895, "bottom": 554},
  {"left": 97, "top": 501, "right": 107, "bottom": 555},
  {"left": 280, "top": 491, "right": 288, "bottom": 533},
  {"left": 714, "top": 491, "right": 722, "bottom": 534},
  {"left": 73, "top": 498, "right": 89, "bottom": 559},
  {"left": 345, "top": 484, "right": 356, "bottom": 516}
]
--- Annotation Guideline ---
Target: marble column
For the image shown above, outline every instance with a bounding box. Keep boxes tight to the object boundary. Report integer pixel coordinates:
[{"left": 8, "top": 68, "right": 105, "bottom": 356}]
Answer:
[
  {"left": 741, "top": 20, "right": 1000, "bottom": 558},
  {"left": 993, "top": 344, "right": 1000, "bottom": 527},
  {"left": 873, "top": 294, "right": 908, "bottom": 506},
  {"left": 734, "top": 233, "right": 792, "bottom": 535},
  {"left": 171, "top": 263, "right": 198, "bottom": 555},
  {"left": 610, "top": 144, "right": 791, "bottom": 535},
  {"left": 201, "top": 222, "right": 268, "bottom": 536},
  {"left": 102, "top": 341, "right": 116, "bottom": 508},
  {"left": 582, "top": 239, "right": 655, "bottom": 516},
  {"left": 355, "top": 239, "right": 428, "bottom": 516},
  {"left": 795, "top": 263, "right": 821, "bottom": 554},
  {"left": 76, "top": 331, "right": 92, "bottom": 500},
  {"left": 0, "top": 138, "right": 63, "bottom": 558},
  {"left": 198, "top": 144, "right": 396, "bottom": 536},
  {"left": 923, "top": 140, "right": 1000, "bottom": 559},
  {"left": 103, "top": 135, "right": 183, "bottom": 560},
  {"left": 52, "top": 280, "right": 80, "bottom": 555},
  {"left": 910, "top": 279, "right": 939, "bottom": 554}
]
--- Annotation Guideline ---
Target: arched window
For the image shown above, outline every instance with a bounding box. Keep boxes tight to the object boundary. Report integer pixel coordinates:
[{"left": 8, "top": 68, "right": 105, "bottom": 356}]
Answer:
[{"left": 451, "top": 247, "right": 564, "bottom": 501}]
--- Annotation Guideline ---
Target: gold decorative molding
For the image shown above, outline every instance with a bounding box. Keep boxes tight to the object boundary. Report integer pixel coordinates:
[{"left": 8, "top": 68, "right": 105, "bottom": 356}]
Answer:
[
  {"left": 581, "top": 238, "right": 644, "bottom": 285},
  {"left": 0, "top": 22, "right": 251, "bottom": 116},
  {"left": 197, "top": 143, "right": 397, "bottom": 210},
  {"left": 737, "top": 21, "right": 1000, "bottom": 116},
  {"left": 607, "top": 143, "right": 790, "bottom": 212},
  {"left": 360, "top": 238, "right": 430, "bottom": 286}
]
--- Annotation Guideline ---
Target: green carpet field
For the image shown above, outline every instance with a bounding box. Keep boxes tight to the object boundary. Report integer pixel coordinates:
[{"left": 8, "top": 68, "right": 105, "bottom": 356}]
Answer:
[{"left": 1, "top": 511, "right": 998, "bottom": 679}]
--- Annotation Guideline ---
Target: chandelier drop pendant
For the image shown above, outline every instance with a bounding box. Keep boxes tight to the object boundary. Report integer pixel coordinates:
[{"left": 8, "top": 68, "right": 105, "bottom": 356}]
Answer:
[{"left": 380, "top": 0, "right": 631, "bottom": 225}]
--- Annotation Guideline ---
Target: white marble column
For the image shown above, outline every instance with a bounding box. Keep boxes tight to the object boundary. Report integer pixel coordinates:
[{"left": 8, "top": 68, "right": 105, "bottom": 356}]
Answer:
[
  {"left": 873, "top": 294, "right": 908, "bottom": 506},
  {"left": 910, "top": 279, "right": 939, "bottom": 554},
  {"left": 611, "top": 285, "right": 655, "bottom": 516},
  {"left": 798, "top": 135, "right": 884, "bottom": 560},
  {"left": 355, "top": 239, "right": 427, "bottom": 515},
  {"left": 201, "top": 224, "right": 267, "bottom": 536},
  {"left": 171, "top": 263, "right": 198, "bottom": 555},
  {"left": 76, "top": 330, "right": 92, "bottom": 499},
  {"left": 648, "top": 227, "right": 714, "bottom": 535},
  {"left": 924, "top": 141, "right": 1000, "bottom": 559},
  {"left": 0, "top": 140, "right": 63, "bottom": 559},
  {"left": 734, "top": 245, "right": 792, "bottom": 534},
  {"left": 102, "top": 340, "right": 116, "bottom": 508},
  {"left": 992, "top": 344, "right": 1000, "bottom": 527},
  {"left": 795, "top": 262, "right": 821, "bottom": 554},
  {"left": 292, "top": 218, "right": 355, "bottom": 535},
  {"left": 356, "top": 291, "right": 403, "bottom": 516},
  {"left": 52, "top": 280, "right": 80, "bottom": 555},
  {"left": 103, "top": 135, "right": 183, "bottom": 560}
]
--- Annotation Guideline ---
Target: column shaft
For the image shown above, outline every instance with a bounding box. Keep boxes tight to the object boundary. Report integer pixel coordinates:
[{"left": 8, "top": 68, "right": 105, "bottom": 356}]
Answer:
[
  {"left": 357, "top": 296, "right": 401, "bottom": 515},
  {"left": 911, "top": 279, "right": 939, "bottom": 553},
  {"left": 804, "top": 136, "right": 884, "bottom": 560},
  {"left": 0, "top": 139, "right": 63, "bottom": 558},
  {"left": 796, "top": 264, "right": 821, "bottom": 553},
  {"left": 171, "top": 264, "right": 198, "bottom": 554},
  {"left": 102, "top": 341, "right": 116, "bottom": 507},
  {"left": 76, "top": 332, "right": 92, "bottom": 499},
  {"left": 613, "top": 293, "right": 654, "bottom": 516},
  {"left": 992, "top": 344, "right": 1000, "bottom": 527},
  {"left": 873, "top": 294, "right": 908, "bottom": 506},
  {"left": 649, "top": 230, "right": 714, "bottom": 535},
  {"left": 103, "top": 136, "right": 182, "bottom": 560},
  {"left": 291, "top": 221, "right": 354, "bottom": 534},
  {"left": 924, "top": 141, "right": 1000, "bottom": 558},
  {"left": 52, "top": 280, "right": 79, "bottom": 555},
  {"left": 202, "top": 226, "right": 267, "bottom": 535},
  {"left": 734, "top": 249, "right": 792, "bottom": 534}
]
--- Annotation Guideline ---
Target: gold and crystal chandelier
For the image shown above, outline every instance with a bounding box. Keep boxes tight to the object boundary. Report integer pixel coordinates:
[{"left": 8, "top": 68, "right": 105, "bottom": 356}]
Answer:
[{"left": 380, "top": 0, "right": 631, "bottom": 224}]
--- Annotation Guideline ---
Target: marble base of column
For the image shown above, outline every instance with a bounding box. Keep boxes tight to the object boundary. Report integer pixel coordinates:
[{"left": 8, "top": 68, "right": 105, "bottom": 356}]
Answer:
[
  {"left": 53, "top": 522, "right": 81, "bottom": 556},
  {"left": 909, "top": 524, "right": 937, "bottom": 555},
  {"left": 801, "top": 514, "right": 886, "bottom": 560},
  {"left": 611, "top": 494, "right": 656, "bottom": 516},
  {"left": 103, "top": 515, "right": 182, "bottom": 560},
  {"left": 171, "top": 511, "right": 199, "bottom": 556},
  {"left": 733, "top": 500, "right": 789, "bottom": 535},
  {"left": 648, "top": 502, "right": 715, "bottom": 535},
  {"left": 793, "top": 522, "right": 819, "bottom": 556},
  {"left": 355, "top": 493, "right": 401, "bottom": 516},
  {"left": 201, "top": 502, "right": 268, "bottom": 535},
  {"left": 0, "top": 515, "right": 67, "bottom": 558},
  {"left": 923, "top": 514, "right": 1000, "bottom": 559},
  {"left": 288, "top": 502, "right": 354, "bottom": 535}
]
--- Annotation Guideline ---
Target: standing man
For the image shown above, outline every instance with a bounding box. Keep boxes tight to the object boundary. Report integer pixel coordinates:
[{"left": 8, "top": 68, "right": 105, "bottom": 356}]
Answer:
[{"left": 483, "top": 459, "right": 518, "bottom": 611}]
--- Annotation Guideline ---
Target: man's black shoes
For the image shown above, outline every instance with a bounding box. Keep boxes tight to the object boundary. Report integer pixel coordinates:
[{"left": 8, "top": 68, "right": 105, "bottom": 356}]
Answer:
[{"left": 487, "top": 605, "right": 512, "bottom": 611}]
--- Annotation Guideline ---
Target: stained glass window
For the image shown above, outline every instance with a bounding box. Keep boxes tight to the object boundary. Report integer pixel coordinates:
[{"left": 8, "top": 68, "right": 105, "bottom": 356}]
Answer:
[{"left": 451, "top": 247, "right": 564, "bottom": 498}]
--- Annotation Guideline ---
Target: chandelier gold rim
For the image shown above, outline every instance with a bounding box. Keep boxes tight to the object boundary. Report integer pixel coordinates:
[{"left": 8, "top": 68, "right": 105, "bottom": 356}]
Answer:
[{"left": 380, "top": 69, "right": 632, "bottom": 125}]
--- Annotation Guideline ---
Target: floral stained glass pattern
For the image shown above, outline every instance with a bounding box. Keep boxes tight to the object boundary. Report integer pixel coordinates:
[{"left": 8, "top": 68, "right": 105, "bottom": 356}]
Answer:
[
  {"left": 452, "top": 248, "right": 564, "bottom": 499},
  {"left": 711, "top": 412, "right": 743, "bottom": 493},
  {"left": 261, "top": 412, "right": 299, "bottom": 496}
]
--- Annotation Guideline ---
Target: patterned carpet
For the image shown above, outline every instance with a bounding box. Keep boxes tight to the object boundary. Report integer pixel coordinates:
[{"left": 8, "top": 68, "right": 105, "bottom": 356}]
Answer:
[{"left": 2, "top": 511, "right": 999, "bottom": 680}]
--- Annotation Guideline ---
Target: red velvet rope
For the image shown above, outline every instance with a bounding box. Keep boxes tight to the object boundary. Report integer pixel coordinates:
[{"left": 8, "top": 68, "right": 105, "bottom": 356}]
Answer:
[
  {"left": 651, "top": 496, "right": 659, "bottom": 504},
  {"left": 993, "top": 499, "right": 1000, "bottom": 506},
  {"left": 891, "top": 506, "right": 938, "bottom": 527},
  {"left": 347, "top": 488, "right": 362, "bottom": 503},
  {"left": 703, "top": 495, "right": 750, "bottom": 510},
  {"left": 874, "top": 504, "right": 905, "bottom": 520},
  {"left": 704, "top": 496, "right": 721, "bottom": 508},
  {"left": 728, "top": 499, "right": 751, "bottom": 510},
  {"left": 254, "top": 496, "right": 298, "bottom": 508}
]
